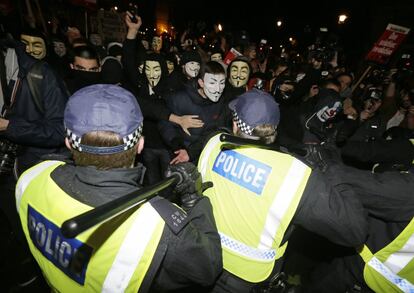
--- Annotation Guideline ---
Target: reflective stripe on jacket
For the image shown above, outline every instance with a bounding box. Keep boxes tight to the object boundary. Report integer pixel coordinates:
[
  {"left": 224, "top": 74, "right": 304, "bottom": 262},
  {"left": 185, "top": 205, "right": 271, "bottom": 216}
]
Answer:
[
  {"left": 198, "top": 134, "right": 311, "bottom": 282},
  {"left": 16, "top": 161, "right": 165, "bottom": 292}
]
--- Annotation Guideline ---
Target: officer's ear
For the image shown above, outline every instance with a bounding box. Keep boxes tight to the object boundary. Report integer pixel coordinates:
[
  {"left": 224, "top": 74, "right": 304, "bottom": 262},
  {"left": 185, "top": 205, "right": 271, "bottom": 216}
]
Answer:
[
  {"left": 232, "top": 121, "right": 239, "bottom": 135},
  {"left": 65, "top": 137, "right": 72, "bottom": 151},
  {"left": 136, "top": 136, "right": 144, "bottom": 154}
]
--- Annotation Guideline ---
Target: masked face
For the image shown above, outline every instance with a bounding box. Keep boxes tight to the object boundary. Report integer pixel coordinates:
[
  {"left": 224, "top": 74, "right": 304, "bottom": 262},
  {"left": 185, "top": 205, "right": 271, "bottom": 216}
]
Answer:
[
  {"left": 71, "top": 57, "right": 100, "bottom": 72},
  {"left": 89, "top": 33, "right": 102, "bottom": 46},
  {"left": 229, "top": 61, "right": 250, "bottom": 87},
  {"left": 145, "top": 60, "right": 162, "bottom": 87},
  {"left": 211, "top": 53, "right": 222, "bottom": 62},
  {"left": 53, "top": 41, "right": 66, "bottom": 57},
  {"left": 166, "top": 60, "right": 175, "bottom": 74},
  {"left": 184, "top": 61, "right": 200, "bottom": 78},
  {"left": 142, "top": 40, "right": 149, "bottom": 50},
  {"left": 21, "top": 34, "right": 46, "bottom": 60},
  {"left": 151, "top": 36, "right": 162, "bottom": 53},
  {"left": 201, "top": 73, "right": 226, "bottom": 102}
]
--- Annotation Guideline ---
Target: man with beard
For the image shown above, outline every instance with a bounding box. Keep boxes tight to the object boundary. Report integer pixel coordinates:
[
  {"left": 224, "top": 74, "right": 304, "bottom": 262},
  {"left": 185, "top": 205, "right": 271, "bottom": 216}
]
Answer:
[
  {"left": 65, "top": 45, "right": 101, "bottom": 94},
  {"left": 160, "top": 61, "right": 226, "bottom": 164}
]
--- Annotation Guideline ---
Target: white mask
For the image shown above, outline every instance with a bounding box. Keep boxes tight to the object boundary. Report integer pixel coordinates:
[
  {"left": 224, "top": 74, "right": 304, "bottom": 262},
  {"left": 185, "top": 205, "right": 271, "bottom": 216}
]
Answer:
[
  {"left": 202, "top": 73, "right": 226, "bottom": 102},
  {"left": 145, "top": 60, "right": 162, "bottom": 87},
  {"left": 229, "top": 61, "right": 250, "bottom": 88},
  {"left": 53, "top": 41, "right": 66, "bottom": 57},
  {"left": 184, "top": 61, "right": 200, "bottom": 78}
]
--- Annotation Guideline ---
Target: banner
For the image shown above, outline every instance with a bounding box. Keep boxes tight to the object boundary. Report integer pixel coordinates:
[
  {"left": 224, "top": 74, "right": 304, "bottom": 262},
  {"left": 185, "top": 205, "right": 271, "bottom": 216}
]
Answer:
[
  {"left": 366, "top": 23, "right": 410, "bottom": 65},
  {"left": 223, "top": 48, "right": 243, "bottom": 65},
  {"left": 90, "top": 10, "right": 126, "bottom": 43}
]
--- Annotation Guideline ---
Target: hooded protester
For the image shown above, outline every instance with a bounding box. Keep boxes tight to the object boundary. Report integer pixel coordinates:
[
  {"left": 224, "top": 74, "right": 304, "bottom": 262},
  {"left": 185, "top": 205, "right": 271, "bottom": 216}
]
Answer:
[
  {"left": 167, "top": 49, "right": 202, "bottom": 93},
  {"left": 20, "top": 29, "right": 47, "bottom": 60},
  {"left": 221, "top": 57, "right": 252, "bottom": 128},
  {"left": 47, "top": 37, "right": 70, "bottom": 79},
  {"left": 303, "top": 87, "right": 343, "bottom": 144}
]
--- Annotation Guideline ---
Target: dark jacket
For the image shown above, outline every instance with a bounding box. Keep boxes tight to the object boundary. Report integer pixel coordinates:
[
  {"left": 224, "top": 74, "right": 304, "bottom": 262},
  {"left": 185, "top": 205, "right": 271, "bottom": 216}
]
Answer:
[
  {"left": 159, "top": 82, "right": 225, "bottom": 160},
  {"left": 293, "top": 166, "right": 368, "bottom": 248},
  {"left": 51, "top": 163, "right": 222, "bottom": 292},
  {"left": 2, "top": 41, "right": 67, "bottom": 173},
  {"left": 322, "top": 163, "right": 414, "bottom": 290},
  {"left": 122, "top": 38, "right": 172, "bottom": 150}
]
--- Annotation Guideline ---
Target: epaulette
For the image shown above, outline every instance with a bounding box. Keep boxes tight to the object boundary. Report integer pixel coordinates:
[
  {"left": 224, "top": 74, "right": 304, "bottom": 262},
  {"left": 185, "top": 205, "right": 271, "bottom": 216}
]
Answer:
[{"left": 149, "top": 196, "right": 189, "bottom": 234}]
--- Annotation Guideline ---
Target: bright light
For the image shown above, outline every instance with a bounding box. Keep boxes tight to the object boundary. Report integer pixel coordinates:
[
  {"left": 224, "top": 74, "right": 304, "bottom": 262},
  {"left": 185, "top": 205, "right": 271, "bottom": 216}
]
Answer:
[
  {"left": 289, "top": 37, "right": 293, "bottom": 42},
  {"left": 202, "top": 35, "right": 206, "bottom": 38},
  {"left": 276, "top": 20, "right": 282, "bottom": 27},
  {"left": 114, "top": 6, "right": 118, "bottom": 11},
  {"left": 218, "top": 24, "right": 222, "bottom": 31},
  {"left": 338, "top": 14, "right": 348, "bottom": 24}
]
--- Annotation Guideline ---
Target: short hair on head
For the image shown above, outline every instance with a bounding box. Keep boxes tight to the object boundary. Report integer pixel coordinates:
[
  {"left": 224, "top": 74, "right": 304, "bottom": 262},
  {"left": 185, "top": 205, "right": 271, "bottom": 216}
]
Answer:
[
  {"left": 199, "top": 61, "right": 225, "bottom": 78},
  {"left": 319, "top": 78, "right": 341, "bottom": 89},
  {"left": 72, "top": 131, "right": 137, "bottom": 170},
  {"left": 70, "top": 45, "right": 99, "bottom": 63},
  {"left": 235, "top": 123, "right": 277, "bottom": 145}
]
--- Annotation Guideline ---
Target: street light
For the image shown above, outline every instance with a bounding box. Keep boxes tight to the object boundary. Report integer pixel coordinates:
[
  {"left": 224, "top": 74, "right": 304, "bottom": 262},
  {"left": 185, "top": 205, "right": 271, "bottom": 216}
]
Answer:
[
  {"left": 276, "top": 20, "right": 282, "bottom": 27},
  {"left": 338, "top": 14, "right": 348, "bottom": 24},
  {"left": 218, "top": 24, "right": 223, "bottom": 31}
]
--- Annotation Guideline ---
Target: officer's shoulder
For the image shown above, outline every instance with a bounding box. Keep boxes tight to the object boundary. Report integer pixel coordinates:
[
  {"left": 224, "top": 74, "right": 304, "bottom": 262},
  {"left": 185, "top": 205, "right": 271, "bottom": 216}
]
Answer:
[{"left": 149, "top": 196, "right": 189, "bottom": 235}]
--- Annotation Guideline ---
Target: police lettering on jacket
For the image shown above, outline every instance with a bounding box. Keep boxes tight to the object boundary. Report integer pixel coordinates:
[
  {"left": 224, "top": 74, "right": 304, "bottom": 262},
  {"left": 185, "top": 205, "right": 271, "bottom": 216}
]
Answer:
[
  {"left": 213, "top": 149, "right": 271, "bottom": 195},
  {"left": 28, "top": 205, "right": 92, "bottom": 284}
]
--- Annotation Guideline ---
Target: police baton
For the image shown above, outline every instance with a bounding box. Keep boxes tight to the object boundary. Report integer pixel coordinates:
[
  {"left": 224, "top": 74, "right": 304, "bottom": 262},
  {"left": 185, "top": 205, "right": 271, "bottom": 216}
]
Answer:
[
  {"left": 60, "top": 175, "right": 180, "bottom": 238},
  {"left": 219, "top": 134, "right": 307, "bottom": 157}
]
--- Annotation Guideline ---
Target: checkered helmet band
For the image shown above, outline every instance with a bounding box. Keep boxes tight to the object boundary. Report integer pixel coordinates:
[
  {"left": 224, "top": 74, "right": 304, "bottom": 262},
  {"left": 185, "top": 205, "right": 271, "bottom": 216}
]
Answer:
[
  {"left": 66, "top": 124, "right": 143, "bottom": 155},
  {"left": 232, "top": 111, "right": 254, "bottom": 135}
]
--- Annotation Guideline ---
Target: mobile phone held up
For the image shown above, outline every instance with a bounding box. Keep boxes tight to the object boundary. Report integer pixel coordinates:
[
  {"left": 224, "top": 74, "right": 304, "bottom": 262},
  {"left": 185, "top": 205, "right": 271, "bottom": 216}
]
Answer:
[{"left": 128, "top": 3, "right": 138, "bottom": 23}]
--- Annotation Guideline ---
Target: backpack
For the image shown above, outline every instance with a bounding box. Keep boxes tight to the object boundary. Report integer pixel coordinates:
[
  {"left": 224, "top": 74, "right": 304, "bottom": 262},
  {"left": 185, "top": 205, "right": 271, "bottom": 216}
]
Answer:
[{"left": 26, "top": 61, "right": 45, "bottom": 114}]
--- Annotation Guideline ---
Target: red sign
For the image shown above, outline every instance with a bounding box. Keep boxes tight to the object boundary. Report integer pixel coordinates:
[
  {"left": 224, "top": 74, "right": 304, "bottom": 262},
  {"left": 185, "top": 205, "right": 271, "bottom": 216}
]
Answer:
[
  {"left": 366, "top": 24, "right": 410, "bottom": 65},
  {"left": 223, "top": 48, "right": 243, "bottom": 65}
]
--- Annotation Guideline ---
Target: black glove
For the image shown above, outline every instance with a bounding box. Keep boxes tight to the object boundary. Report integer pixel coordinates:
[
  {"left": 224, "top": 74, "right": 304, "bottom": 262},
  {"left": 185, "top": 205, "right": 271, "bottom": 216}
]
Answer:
[
  {"left": 303, "top": 144, "right": 328, "bottom": 172},
  {"left": 165, "top": 162, "right": 211, "bottom": 211}
]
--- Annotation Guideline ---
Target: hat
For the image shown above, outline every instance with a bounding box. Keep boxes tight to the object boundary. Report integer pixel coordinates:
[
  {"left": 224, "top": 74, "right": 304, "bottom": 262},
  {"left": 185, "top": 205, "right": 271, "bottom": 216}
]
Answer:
[
  {"left": 64, "top": 84, "right": 143, "bottom": 155},
  {"left": 107, "top": 42, "right": 123, "bottom": 57},
  {"left": 181, "top": 50, "right": 201, "bottom": 65},
  {"left": 229, "top": 89, "right": 280, "bottom": 135},
  {"left": 101, "top": 56, "right": 123, "bottom": 84}
]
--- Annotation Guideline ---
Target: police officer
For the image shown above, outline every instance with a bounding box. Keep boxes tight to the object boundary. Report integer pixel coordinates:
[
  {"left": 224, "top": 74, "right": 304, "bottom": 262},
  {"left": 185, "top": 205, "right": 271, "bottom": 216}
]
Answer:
[
  {"left": 197, "top": 89, "right": 367, "bottom": 292},
  {"left": 15, "top": 84, "right": 222, "bottom": 292}
]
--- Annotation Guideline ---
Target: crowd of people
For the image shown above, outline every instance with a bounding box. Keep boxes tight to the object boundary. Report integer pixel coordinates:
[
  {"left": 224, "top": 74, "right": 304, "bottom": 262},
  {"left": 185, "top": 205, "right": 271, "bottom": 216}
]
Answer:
[{"left": 0, "top": 6, "right": 414, "bottom": 293}]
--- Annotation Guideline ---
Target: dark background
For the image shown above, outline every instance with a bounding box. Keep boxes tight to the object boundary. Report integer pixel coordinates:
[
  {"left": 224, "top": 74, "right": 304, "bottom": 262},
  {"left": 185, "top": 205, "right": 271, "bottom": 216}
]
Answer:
[{"left": 2, "top": 0, "right": 414, "bottom": 69}]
